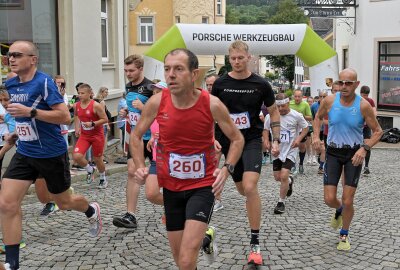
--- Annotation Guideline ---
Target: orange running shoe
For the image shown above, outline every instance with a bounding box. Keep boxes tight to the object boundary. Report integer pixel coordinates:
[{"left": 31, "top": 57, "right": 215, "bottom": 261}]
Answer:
[{"left": 248, "top": 244, "right": 263, "bottom": 265}]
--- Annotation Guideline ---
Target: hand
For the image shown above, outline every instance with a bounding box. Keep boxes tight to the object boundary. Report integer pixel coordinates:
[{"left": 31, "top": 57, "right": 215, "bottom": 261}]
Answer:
[
  {"left": 313, "top": 137, "right": 321, "bottom": 152},
  {"left": 7, "top": 103, "right": 31, "bottom": 118},
  {"left": 214, "top": 140, "right": 222, "bottom": 153},
  {"left": 271, "top": 141, "right": 280, "bottom": 157},
  {"left": 75, "top": 129, "right": 80, "bottom": 137},
  {"left": 82, "top": 122, "right": 92, "bottom": 128},
  {"left": 134, "top": 167, "right": 149, "bottom": 185},
  {"left": 146, "top": 138, "right": 153, "bottom": 152},
  {"left": 291, "top": 139, "right": 300, "bottom": 149},
  {"left": 0, "top": 114, "right": 4, "bottom": 123},
  {"left": 263, "top": 140, "right": 271, "bottom": 152},
  {"left": 119, "top": 108, "right": 128, "bottom": 118},
  {"left": 351, "top": 148, "right": 366, "bottom": 166},
  {"left": 212, "top": 167, "right": 228, "bottom": 197},
  {"left": 132, "top": 98, "right": 144, "bottom": 111},
  {"left": 5, "top": 133, "right": 18, "bottom": 145}
]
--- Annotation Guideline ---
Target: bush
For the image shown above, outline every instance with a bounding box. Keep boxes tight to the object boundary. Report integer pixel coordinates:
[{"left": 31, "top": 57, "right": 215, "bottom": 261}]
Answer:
[{"left": 285, "top": 89, "right": 293, "bottom": 99}]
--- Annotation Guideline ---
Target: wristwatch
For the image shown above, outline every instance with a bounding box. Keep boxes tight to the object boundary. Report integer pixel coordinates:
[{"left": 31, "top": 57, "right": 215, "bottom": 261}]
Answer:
[
  {"left": 361, "top": 143, "right": 371, "bottom": 151},
  {"left": 223, "top": 163, "right": 235, "bottom": 174},
  {"left": 30, "top": 108, "right": 37, "bottom": 118},
  {"left": 91, "top": 121, "right": 96, "bottom": 127}
]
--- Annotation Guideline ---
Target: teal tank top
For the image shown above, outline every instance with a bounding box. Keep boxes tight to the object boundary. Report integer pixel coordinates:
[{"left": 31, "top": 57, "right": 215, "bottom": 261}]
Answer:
[{"left": 327, "top": 93, "right": 364, "bottom": 148}]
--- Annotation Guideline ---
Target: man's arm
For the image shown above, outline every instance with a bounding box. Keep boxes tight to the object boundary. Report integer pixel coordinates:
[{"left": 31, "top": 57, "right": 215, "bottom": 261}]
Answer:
[
  {"left": 267, "top": 103, "right": 280, "bottom": 156},
  {"left": 304, "top": 103, "right": 313, "bottom": 121},
  {"left": 362, "top": 100, "right": 383, "bottom": 148},
  {"left": 312, "top": 96, "right": 333, "bottom": 150},
  {"left": 7, "top": 102, "right": 71, "bottom": 125},
  {"left": 93, "top": 102, "right": 108, "bottom": 127}
]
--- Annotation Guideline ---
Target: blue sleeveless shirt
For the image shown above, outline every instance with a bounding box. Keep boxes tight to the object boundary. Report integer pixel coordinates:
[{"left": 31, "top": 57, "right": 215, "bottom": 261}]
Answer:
[{"left": 327, "top": 93, "right": 364, "bottom": 149}]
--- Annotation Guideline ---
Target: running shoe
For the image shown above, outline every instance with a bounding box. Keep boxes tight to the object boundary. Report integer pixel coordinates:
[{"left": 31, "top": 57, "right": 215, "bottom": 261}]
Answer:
[
  {"left": 307, "top": 156, "right": 312, "bottom": 165},
  {"left": 213, "top": 200, "right": 224, "bottom": 212},
  {"left": 286, "top": 176, "right": 294, "bottom": 197},
  {"left": 88, "top": 202, "right": 102, "bottom": 237},
  {"left": 86, "top": 166, "right": 96, "bottom": 184},
  {"left": 261, "top": 156, "right": 267, "bottom": 165},
  {"left": 337, "top": 234, "right": 351, "bottom": 251},
  {"left": 330, "top": 211, "right": 343, "bottom": 230},
  {"left": 298, "top": 165, "right": 304, "bottom": 174},
  {"left": 40, "top": 202, "right": 59, "bottom": 216},
  {"left": 363, "top": 167, "right": 370, "bottom": 175},
  {"left": 202, "top": 226, "right": 218, "bottom": 264},
  {"left": 274, "top": 202, "right": 285, "bottom": 214},
  {"left": 2, "top": 263, "right": 16, "bottom": 270},
  {"left": 72, "top": 164, "right": 86, "bottom": 171},
  {"left": 98, "top": 179, "right": 108, "bottom": 189},
  {"left": 317, "top": 167, "right": 324, "bottom": 175},
  {"left": 312, "top": 156, "right": 318, "bottom": 165},
  {"left": 0, "top": 241, "right": 26, "bottom": 254},
  {"left": 112, "top": 212, "right": 137, "bottom": 228},
  {"left": 68, "top": 186, "right": 75, "bottom": 194},
  {"left": 247, "top": 244, "right": 263, "bottom": 266}
]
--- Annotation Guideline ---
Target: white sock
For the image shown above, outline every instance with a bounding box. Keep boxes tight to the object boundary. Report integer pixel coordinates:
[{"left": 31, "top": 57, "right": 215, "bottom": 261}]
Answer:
[
  {"left": 85, "top": 164, "right": 93, "bottom": 173},
  {"left": 279, "top": 198, "right": 285, "bottom": 203},
  {"left": 288, "top": 177, "right": 292, "bottom": 184},
  {"left": 100, "top": 172, "right": 106, "bottom": 180}
]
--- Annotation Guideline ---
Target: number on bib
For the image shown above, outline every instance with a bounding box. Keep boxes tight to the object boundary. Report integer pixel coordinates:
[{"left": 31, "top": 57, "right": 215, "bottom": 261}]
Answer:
[
  {"left": 169, "top": 153, "right": 205, "bottom": 179},
  {"left": 129, "top": 112, "right": 140, "bottom": 126},
  {"left": 16, "top": 122, "right": 38, "bottom": 141},
  {"left": 230, "top": 112, "right": 251, "bottom": 129},
  {"left": 280, "top": 130, "right": 291, "bottom": 143}
]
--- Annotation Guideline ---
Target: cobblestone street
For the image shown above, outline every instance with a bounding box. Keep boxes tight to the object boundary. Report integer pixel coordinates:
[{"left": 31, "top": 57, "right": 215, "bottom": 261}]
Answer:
[{"left": 4, "top": 148, "right": 400, "bottom": 269}]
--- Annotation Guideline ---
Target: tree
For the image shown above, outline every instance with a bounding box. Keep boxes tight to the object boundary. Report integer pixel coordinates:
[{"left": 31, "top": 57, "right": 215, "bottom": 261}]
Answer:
[{"left": 264, "top": 0, "right": 308, "bottom": 88}]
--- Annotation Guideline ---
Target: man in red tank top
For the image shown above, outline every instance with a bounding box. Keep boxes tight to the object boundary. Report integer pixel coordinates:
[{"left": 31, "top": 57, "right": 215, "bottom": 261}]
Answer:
[
  {"left": 72, "top": 84, "right": 108, "bottom": 188},
  {"left": 131, "top": 49, "right": 244, "bottom": 270}
]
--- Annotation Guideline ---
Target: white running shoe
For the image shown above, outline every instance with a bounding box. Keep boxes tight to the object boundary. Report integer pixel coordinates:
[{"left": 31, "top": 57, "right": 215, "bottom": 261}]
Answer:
[
  {"left": 213, "top": 200, "right": 224, "bottom": 212},
  {"left": 98, "top": 179, "right": 108, "bottom": 189},
  {"left": 88, "top": 202, "right": 102, "bottom": 237},
  {"left": 3, "top": 263, "right": 19, "bottom": 270}
]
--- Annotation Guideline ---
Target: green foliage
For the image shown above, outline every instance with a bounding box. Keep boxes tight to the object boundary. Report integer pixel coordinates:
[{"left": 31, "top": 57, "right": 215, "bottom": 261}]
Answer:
[
  {"left": 264, "top": 71, "right": 278, "bottom": 81},
  {"left": 264, "top": 0, "right": 308, "bottom": 89}
]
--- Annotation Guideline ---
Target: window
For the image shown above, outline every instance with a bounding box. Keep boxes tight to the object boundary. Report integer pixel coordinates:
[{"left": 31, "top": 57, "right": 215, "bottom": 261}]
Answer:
[
  {"left": 139, "top": 16, "right": 154, "bottom": 44},
  {"left": 101, "top": 0, "right": 109, "bottom": 61},
  {"left": 175, "top": 16, "right": 180, "bottom": 23},
  {"left": 216, "top": 0, "right": 222, "bottom": 15},
  {"left": 377, "top": 41, "right": 400, "bottom": 111},
  {"left": 202, "top": 17, "right": 209, "bottom": 24}
]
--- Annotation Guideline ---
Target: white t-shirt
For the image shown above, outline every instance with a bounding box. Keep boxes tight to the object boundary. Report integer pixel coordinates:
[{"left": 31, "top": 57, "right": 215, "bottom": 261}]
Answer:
[{"left": 264, "top": 109, "right": 308, "bottom": 163}]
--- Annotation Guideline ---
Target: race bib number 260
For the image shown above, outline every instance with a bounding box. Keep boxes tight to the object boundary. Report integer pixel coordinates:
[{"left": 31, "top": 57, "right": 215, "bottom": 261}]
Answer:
[{"left": 169, "top": 153, "right": 206, "bottom": 180}]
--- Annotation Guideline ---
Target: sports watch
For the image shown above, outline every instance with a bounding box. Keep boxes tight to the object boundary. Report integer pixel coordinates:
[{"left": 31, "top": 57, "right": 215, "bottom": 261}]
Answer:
[
  {"left": 361, "top": 143, "right": 371, "bottom": 151},
  {"left": 223, "top": 163, "right": 235, "bottom": 174},
  {"left": 30, "top": 108, "right": 37, "bottom": 118}
]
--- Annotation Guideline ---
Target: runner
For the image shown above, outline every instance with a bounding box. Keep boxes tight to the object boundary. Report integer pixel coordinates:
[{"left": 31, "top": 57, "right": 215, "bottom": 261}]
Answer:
[
  {"left": 132, "top": 48, "right": 244, "bottom": 270},
  {"left": 359, "top": 85, "right": 377, "bottom": 175},
  {"left": 212, "top": 40, "right": 280, "bottom": 266},
  {"left": 306, "top": 96, "right": 317, "bottom": 165},
  {"left": 263, "top": 93, "right": 308, "bottom": 214},
  {"left": 289, "top": 89, "right": 312, "bottom": 174},
  {"left": 73, "top": 83, "right": 108, "bottom": 188},
  {"left": 313, "top": 68, "right": 383, "bottom": 251},
  {"left": 112, "top": 54, "right": 153, "bottom": 229},
  {"left": 0, "top": 40, "right": 102, "bottom": 270},
  {"left": 205, "top": 73, "right": 219, "bottom": 93}
]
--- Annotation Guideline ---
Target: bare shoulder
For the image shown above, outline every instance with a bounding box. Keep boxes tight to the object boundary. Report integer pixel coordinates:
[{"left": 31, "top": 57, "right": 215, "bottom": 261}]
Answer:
[{"left": 360, "top": 96, "right": 373, "bottom": 114}]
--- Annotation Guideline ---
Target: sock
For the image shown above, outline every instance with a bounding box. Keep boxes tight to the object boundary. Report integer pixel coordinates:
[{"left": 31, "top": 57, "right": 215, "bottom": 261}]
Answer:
[
  {"left": 127, "top": 211, "right": 136, "bottom": 217},
  {"left": 336, "top": 205, "right": 343, "bottom": 214},
  {"left": 365, "top": 150, "right": 371, "bottom": 167},
  {"left": 84, "top": 205, "right": 95, "bottom": 218},
  {"left": 85, "top": 164, "right": 93, "bottom": 173},
  {"left": 279, "top": 198, "right": 285, "bottom": 203},
  {"left": 202, "top": 234, "right": 211, "bottom": 249},
  {"left": 250, "top": 229, "right": 260, "bottom": 245},
  {"left": 100, "top": 172, "right": 106, "bottom": 180},
  {"left": 340, "top": 228, "right": 349, "bottom": 236},
  {"left": 319, "top": 161, "right": 324, "bottom": 169},
  {"left": 288, "top": 177, "right": 292, "bottom": 184},
  {"left": 299, "top": 152, "right": 306, "bottom": 165},
  {"left": 5, "top": 244, "right": 19, "bottom": 270}
]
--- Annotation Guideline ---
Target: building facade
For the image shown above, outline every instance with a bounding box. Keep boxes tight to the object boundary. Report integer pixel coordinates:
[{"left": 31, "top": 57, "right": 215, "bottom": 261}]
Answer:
[{"left": 335, "top": 0, "right": 400, "bottom": 129}]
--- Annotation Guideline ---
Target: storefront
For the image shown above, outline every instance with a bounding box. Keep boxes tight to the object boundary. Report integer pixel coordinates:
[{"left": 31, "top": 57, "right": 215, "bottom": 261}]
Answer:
[{"left": 0, "top": 0, "right": 58, "bottom": 83}]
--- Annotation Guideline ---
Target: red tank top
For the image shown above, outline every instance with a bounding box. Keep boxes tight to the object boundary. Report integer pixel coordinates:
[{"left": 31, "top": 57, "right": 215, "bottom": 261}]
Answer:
[
  {"left": 156, "top": 89, "right": 217, "bottom": 191},
  {"left": 76, "top": 100, "right": 102, "bottom": 136}
]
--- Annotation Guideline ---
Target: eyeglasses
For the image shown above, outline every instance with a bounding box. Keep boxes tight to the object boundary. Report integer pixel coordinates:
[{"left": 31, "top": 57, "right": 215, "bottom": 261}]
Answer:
[
  {"left": 337, "top": 80, "right": 357, "bottom": 86},
  {"left": 7, "top": 52, "right": 35, "bottom": 58},
  {"left": 319, "top": 95, "right": 327, "bottom": 98}
]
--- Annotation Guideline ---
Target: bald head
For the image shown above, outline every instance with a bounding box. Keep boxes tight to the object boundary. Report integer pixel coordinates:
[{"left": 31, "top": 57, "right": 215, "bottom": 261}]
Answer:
[
  {"left": 12, "top": 41, "right": 39, "bottom": 57},
  {"left": 339, "top": 68, "right": 358, "bottom": 81}
]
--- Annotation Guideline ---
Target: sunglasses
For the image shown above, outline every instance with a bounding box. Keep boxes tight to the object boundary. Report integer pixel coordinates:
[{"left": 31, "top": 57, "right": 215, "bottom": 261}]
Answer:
[
  {"left": 337, "top": 80, "right": 356, "bottom": 86},
  {"left": 7, "top": 52, "right": 35, "bottom": 58},
  {"left": 319, "top": 95, "right": 327, "bottom": 98}
]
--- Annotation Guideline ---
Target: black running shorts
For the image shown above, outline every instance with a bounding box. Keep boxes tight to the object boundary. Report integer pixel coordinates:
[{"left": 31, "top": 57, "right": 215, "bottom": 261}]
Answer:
[
  {"left": 127, "top": 139, "right": 152, "bottom": 160},
  {"left": 163, "top": 186, "right": 214, "bottom": 231},
  {"left": 221, "top": 137, "right": 262, "bottom": 182},
  {"left": 3, "top": 152, "right": 71, "bottom": 194},
  {"left": 273, "top": 158, "right": 295, "bottom": 172},
  {"left": 324, "top": 147, "right": 362, "bottom": 188}
]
